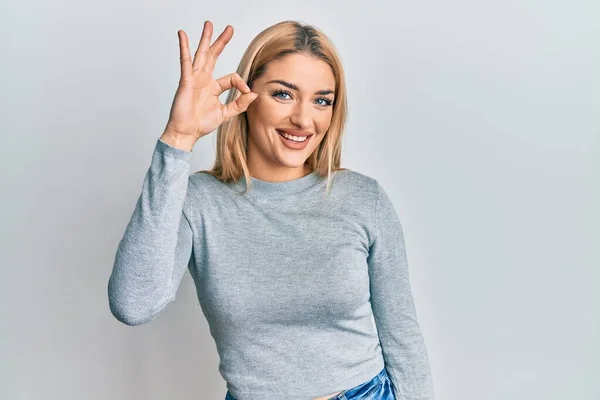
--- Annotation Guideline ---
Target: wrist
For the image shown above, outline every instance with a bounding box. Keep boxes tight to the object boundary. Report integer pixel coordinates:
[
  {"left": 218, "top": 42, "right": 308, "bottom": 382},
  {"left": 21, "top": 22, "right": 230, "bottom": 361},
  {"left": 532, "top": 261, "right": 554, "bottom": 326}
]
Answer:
[{"left": 159, "top": 130, "right": 196, "bottom": 152}]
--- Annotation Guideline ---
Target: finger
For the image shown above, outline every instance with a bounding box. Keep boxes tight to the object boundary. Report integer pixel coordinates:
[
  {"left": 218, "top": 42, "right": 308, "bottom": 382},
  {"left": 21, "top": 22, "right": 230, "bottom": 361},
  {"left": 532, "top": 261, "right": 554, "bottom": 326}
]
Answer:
[
  {"left": 204, "top": 25, "right": 234, "bottom": 72},
  {"left": 216, "top": 72, "right": 251, "bottom": 96},
  {"left": 178, "top": 30, "right": 192, "bottom": 78},
  {"left": 192, "top": 20, "right": 213, "bottom": 71},
  {"left": 222, "top": 92, "right": 258, "bottom": 121}
]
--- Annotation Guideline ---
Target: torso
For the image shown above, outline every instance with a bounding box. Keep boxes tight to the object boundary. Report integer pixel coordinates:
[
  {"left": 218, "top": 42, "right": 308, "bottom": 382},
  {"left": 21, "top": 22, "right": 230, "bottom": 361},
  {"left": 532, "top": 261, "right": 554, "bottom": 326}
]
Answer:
[{"left": 189, "top": 170, "right": 371, "bottom": 400}]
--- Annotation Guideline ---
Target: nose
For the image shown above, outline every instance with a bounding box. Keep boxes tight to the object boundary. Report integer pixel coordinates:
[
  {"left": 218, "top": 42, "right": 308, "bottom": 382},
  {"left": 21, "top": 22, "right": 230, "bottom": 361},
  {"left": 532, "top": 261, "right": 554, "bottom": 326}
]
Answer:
[{"left": 289, "top": 101, "right": 313, "bottom": 130}]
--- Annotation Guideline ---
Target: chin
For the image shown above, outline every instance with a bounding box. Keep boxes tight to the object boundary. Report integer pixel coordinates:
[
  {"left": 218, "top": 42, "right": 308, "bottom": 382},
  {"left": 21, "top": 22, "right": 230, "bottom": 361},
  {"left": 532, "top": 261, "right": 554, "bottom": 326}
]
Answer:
[{"left": 275, "top": 155, "right": 310, "bottom": 169}]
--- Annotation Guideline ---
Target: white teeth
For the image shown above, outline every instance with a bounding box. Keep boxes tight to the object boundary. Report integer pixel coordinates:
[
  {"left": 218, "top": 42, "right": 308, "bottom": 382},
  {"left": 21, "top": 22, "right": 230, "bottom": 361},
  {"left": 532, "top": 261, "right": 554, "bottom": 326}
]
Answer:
[{"left": 278, "top": 130, "right": 307, "bottom": 142}]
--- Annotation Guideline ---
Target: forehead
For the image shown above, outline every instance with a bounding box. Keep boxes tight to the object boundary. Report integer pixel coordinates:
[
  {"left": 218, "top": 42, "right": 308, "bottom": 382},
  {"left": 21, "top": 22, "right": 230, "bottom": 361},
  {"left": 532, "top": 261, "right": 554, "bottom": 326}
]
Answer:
[{"left": 260, "top": 53, "right": 335, "bottom": 89}]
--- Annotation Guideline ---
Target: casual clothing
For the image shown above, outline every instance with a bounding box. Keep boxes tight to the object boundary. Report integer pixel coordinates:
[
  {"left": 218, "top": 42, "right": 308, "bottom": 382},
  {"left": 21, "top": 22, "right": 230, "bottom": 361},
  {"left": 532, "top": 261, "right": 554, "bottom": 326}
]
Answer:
[
  {"left": 108, "top": 138, "right": 434, "bottom": 400},
  {"left": 225, "top": 367, "right": 395, "bottom": 400}
]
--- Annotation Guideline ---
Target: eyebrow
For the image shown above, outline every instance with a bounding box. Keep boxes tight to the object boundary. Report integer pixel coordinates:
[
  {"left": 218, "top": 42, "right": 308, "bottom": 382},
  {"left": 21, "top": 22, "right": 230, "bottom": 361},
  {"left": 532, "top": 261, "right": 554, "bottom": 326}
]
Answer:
[{"left": 266, "top": 79, "right": 334, "bottom": 96}]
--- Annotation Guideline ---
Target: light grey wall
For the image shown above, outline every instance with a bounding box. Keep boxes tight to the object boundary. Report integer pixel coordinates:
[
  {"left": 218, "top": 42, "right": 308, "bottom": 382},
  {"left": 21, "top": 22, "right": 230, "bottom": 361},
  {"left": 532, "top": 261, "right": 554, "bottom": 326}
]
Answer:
[{"left": 1, "top": 1, "right": 598, "bottom": 399}]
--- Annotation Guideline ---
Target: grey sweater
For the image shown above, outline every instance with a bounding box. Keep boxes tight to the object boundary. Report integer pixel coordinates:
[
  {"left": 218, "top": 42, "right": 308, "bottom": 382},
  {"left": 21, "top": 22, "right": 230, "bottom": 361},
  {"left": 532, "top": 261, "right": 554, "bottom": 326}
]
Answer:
[{"left": 108, "top": 138, "right": 434, "bottom": 400}]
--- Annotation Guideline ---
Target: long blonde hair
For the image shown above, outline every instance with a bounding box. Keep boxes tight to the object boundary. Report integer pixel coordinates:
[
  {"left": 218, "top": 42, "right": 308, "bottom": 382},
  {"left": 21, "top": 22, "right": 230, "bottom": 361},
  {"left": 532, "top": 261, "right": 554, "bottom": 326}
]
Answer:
[{"left": 195, "top": 20, "right": 348, "bottom": 195}]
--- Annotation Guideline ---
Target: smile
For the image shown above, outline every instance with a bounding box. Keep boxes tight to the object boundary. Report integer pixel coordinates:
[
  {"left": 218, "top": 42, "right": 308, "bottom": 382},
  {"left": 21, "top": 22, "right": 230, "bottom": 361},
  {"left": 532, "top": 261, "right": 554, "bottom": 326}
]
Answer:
[
  {"left": 277, "top": 130, "right": 310, "bottom": 142},
  {"left": 276, "top": 130, "right": 313, "bottom": 150}
]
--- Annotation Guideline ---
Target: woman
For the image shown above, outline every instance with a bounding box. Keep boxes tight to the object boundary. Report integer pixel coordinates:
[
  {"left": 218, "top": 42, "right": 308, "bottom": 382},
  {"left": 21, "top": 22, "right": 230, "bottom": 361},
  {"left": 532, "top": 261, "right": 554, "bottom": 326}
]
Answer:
[{"left": 108, "top": 20, "right": 434, "bottom": 400}]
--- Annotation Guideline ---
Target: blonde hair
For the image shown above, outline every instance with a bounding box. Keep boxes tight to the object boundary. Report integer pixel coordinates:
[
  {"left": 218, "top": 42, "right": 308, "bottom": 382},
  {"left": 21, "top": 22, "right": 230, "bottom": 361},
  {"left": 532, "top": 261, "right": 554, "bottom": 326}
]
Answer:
[{"left": 195, "top": 20, "right": 348, "bottom": 195}]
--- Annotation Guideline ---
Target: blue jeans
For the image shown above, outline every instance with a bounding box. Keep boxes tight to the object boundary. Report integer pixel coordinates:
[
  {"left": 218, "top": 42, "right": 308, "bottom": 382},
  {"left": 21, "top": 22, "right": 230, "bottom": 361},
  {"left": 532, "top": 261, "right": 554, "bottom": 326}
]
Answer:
[{"left": 225, "top": 367, "right": 395, "bottom": 399}]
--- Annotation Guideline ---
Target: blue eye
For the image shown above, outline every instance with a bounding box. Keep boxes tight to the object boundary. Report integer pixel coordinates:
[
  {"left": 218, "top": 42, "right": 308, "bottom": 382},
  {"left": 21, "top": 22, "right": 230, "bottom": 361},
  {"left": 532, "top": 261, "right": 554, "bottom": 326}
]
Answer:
[
  {"left": 271, "top": 89, "right": 334, "bottom": 107},
  {"left": 316, "top": 97, "right": 333, "bottom": 107},
  {"left": 272, "top": 90, "right": 292, "bottom": 100}
]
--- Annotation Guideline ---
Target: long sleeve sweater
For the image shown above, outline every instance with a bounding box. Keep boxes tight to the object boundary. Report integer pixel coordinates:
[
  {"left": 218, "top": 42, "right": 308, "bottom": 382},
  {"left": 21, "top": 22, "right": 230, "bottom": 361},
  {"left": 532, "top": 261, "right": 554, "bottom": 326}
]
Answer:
[{"left": 107, "top": 138, "right": 434, "bottom": 400}]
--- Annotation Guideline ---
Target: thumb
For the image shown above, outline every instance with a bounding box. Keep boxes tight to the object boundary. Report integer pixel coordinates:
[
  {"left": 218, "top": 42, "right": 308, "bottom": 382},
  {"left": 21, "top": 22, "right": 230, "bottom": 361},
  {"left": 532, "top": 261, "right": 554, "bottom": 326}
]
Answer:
[{"left": 223, "top": 92, "right": 258, "bottom": 120}]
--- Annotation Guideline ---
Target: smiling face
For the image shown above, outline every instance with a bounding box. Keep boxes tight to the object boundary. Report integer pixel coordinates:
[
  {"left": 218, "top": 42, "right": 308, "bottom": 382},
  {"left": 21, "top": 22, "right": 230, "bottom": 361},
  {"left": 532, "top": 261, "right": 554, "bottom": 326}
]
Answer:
[{"left": 245, "top": 52, "right": 336, "bottom": 181}]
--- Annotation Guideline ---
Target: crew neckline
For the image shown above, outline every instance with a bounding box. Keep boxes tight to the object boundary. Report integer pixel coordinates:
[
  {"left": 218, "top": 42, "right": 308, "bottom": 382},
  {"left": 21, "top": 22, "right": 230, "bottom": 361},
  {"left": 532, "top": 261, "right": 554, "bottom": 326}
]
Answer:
[{"left": 233, "top": 170, "right": 327, "bottom": 198}]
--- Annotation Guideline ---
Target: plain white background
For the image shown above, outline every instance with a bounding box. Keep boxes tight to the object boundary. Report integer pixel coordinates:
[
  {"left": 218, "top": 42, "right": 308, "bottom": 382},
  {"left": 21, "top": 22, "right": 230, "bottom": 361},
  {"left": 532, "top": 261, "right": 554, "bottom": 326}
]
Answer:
[{"left": 1, "top": 1, "right": 598, "bottom": 399}]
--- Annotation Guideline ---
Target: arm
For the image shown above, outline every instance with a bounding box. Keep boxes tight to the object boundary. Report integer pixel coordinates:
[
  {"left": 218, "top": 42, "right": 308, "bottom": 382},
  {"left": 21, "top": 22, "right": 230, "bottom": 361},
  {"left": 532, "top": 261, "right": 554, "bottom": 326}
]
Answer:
[
  {"left": 367, "top": 182, "right": 435, "bottom": 400},
  {"left": 107, "top": 138, "right": 194, "bottom": 326}
]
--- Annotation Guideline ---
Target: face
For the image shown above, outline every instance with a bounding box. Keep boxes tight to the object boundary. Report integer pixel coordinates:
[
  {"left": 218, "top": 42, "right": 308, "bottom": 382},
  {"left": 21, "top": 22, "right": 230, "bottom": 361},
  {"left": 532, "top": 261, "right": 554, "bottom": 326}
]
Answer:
[{"left": 245, "top": 53, "right": 336, "bottom": 181}]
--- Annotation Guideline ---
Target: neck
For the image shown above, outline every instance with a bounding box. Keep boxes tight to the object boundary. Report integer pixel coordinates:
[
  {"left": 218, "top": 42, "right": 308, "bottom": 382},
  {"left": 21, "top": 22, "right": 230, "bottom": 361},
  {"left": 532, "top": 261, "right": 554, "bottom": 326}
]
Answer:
[{"left": 248, "top": 160, "right": 313, "bottom": 183}]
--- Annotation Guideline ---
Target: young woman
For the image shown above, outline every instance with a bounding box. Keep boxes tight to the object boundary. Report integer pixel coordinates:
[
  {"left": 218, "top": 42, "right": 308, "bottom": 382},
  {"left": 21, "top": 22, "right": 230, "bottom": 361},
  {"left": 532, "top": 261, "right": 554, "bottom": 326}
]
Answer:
[{"left": 108, "top": 20, "right": 434, "bottom": 400}]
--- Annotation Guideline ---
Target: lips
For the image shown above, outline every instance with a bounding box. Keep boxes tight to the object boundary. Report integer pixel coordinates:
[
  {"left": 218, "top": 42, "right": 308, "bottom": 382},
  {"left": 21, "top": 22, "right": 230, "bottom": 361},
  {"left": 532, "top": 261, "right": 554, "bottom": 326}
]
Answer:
[
  {"left": 276, "top": 129, "right": 314, "bottom": 137},
  {"left": 276, "top": 130, "right": 309, "bottom": 142},
  {"left": 276, "top": 129, "right": 312, "bottom": 149}
]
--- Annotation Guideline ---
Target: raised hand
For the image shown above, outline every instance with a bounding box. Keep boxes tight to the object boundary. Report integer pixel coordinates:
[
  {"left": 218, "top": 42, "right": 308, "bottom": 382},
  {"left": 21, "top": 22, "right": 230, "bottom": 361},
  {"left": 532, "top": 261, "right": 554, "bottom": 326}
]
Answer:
[{"left": 161, "top": 21, "right": 258, "bottom": 151}]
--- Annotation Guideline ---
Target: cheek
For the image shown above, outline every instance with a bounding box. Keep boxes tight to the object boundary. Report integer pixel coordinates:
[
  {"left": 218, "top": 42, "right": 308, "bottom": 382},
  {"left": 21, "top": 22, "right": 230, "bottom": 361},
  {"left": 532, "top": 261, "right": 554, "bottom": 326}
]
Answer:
[
  {"left": 253, "top": 98, "right": 288, "bottom": 126},
  {"left": 316, "top": 114, "right": 333, "bottom": 134}
]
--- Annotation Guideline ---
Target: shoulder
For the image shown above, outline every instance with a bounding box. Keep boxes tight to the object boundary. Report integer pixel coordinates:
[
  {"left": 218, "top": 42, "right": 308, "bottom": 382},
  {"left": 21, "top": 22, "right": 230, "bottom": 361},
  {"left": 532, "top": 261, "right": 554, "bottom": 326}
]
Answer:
[
  {"left": 332, "top": 168, "right": 381, "bottom": 199},
  {"left": 185, "top": 170, "right": 233, "bottom": 200},
  {"left": 188, "top": 170, "right": 220, "bottom": 186},
  {"left": 334, "top": 169, "right": 400, "bottom": 220},
  {"left": 328, "top": 169, "right": 384, "bottom": 223}
]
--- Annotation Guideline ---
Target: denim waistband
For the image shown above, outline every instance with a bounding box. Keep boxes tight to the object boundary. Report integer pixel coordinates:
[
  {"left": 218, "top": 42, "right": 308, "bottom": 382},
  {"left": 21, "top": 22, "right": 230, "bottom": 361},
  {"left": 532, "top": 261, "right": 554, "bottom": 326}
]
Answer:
[
  {"left": 331, "top": 367, "right": 389, "bottom": 399},
  {"left": 224, "top": 367, "right": 392, "bottom": 400}
]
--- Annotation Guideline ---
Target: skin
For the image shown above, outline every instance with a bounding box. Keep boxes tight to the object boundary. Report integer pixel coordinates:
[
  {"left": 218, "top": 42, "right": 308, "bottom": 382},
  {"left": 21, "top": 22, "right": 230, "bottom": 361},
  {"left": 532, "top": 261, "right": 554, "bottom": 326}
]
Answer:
[{"left": 245, "top": 53, "right": 336, "bottom": 182}]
